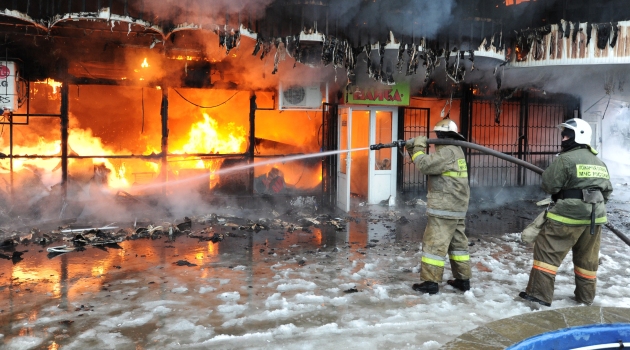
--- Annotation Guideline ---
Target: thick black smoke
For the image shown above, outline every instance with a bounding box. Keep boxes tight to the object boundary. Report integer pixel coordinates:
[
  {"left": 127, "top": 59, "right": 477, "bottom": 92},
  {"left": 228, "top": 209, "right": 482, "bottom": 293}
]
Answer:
[
  {"left": 326, "top": 0, "right": 456, "bottom": 39},
  {"left": 135, "top": 0, "right": 455, "bottom": 40}
]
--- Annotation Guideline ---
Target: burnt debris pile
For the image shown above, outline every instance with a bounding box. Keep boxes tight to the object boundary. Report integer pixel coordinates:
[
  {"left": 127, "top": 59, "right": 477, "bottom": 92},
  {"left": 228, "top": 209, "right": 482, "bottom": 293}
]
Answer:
[{"left": 0, "top": 208, "right": 349, "bottom": 263}]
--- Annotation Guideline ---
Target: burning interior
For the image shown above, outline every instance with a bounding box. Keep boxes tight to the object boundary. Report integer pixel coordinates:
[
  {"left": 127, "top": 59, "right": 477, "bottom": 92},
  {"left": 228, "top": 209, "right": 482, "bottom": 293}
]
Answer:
[
  {"left": 0, "top": 0, "right": 628, "bottom": 222},
  {"left": 0, "top": 2, "right": 629, "bottom": 347}
]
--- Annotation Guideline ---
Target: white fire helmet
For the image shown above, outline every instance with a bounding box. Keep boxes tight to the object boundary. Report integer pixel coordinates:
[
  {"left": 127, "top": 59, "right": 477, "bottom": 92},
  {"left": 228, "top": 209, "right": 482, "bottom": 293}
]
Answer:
[
  {"left": 433, "top": 118, "right": 458, "bottom": 133},
  {"left": 557, "top": 118, "right": 592, "bottom": 145}
]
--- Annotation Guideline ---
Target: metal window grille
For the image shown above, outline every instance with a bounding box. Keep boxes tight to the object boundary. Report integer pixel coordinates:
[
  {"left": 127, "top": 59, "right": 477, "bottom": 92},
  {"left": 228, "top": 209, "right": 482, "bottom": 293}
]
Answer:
[
  {"left": 523, "top": 101, "right": 567, "bottom": 185},
  {"left": 467, "top": 94, "right": 572, "bottom": 188},
  {"left": 469, "top": 100, "right": 521, "bottom": 187},
  {"left": 398, "top": 107, "right": 430, "bottom": 196}
]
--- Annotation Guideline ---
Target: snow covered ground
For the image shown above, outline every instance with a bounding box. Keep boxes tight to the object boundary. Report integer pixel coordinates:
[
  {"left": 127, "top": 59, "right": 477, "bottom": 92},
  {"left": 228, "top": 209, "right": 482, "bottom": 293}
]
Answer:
[{"left": 1, "top": 182, "right": 629, "bottom": 350}]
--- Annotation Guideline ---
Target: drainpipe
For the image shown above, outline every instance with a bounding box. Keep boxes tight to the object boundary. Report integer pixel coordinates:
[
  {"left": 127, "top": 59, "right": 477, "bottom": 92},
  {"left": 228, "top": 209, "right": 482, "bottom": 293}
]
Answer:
[{"left": 161, "top": 87, "right": 169, "bottom": 194}]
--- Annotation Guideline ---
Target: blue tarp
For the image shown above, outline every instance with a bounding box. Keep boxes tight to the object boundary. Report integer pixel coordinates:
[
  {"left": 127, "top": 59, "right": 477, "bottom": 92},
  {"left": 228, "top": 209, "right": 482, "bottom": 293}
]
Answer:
[{"left": 508, "top": 323, "right": 630, "bottom": 350}]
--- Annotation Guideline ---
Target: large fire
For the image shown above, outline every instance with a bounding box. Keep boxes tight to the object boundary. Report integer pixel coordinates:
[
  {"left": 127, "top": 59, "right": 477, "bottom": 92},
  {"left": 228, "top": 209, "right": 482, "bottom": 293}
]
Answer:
[
  {"left": 1, "top": 127, "right": 131, "bottom": 189},
  {"left": 0, "top": 55, "right": 323, "bottom": 206},
  {"left": 1, "top": 113, "right": 248, "bottom": 191},
  {"left": 1, "top": 105, "right": 321, "bottom": 196}
]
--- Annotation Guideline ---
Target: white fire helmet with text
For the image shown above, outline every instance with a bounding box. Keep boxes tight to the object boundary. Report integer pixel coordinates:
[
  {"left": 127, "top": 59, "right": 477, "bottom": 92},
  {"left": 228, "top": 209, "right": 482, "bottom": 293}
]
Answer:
[{"left": 557, "top": 118, "right": 592, "bottom": 145}]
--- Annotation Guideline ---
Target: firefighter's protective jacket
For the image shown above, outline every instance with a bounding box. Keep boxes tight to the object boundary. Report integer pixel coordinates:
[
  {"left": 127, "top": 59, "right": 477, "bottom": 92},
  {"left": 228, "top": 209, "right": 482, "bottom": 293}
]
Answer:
[
  {"left": 413, "top": 144, "right": 470, "bottom": 219},
  {"left": 543, "top": 147, "right": 613, "bottom": 225}
]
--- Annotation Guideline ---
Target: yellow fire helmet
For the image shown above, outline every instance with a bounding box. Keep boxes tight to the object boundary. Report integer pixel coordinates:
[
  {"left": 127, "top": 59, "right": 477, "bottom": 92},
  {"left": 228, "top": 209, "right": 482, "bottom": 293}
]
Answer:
[{"left": 433, "top": 118, "right": 459, "bottom": 133}]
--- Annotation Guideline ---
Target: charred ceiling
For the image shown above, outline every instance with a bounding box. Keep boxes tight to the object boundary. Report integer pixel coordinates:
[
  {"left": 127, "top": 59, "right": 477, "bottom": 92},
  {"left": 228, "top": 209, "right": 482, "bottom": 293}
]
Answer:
[{"left": 0, "top": 0, "right": 629, "bottom": 86}]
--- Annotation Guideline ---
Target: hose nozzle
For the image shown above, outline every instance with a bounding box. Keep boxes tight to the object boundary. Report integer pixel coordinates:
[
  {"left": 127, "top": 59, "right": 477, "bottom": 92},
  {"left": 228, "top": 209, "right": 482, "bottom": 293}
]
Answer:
[{"left": 369, "top": 140, "right": 407, "bottom": 150}]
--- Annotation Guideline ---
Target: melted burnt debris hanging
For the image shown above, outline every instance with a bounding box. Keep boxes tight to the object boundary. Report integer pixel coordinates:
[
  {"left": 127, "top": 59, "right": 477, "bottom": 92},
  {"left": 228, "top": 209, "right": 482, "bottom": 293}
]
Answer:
[
  {"left": 216, "top": 26, "right": 241, "bottom": 54},
  {"left": 515, "top": 25, "right": 551, "bottom": 61},
  {"left": 597, "top": 23, "right": 612, "bottom": 50},
  {"left": 517, "top": 20, "right": 621, "bottom": 57},
  {"left": 493, "top": 88, "right": 518, "bottom": 124},
  {"left": 445, "top": 48, "right": 467, "bottom": 84},
  {"left": 223, "top": 24, "right": 501, "bottom": 85}
]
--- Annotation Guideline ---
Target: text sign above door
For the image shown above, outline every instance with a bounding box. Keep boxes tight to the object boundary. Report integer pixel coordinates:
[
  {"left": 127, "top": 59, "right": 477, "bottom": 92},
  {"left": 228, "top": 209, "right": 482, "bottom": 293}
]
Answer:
[{"left": 345, "top": 82, "right": 410, "bottom": 106}]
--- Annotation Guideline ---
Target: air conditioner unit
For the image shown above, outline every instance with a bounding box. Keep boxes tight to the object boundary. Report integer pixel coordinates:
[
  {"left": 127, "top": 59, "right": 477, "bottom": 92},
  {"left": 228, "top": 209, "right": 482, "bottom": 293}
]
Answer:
[
  {"left": 278, "top": 82, "right": 327, "bottom": 110},
  {"left": 0, "top": 61, "right": 18, "bottom": 112}
]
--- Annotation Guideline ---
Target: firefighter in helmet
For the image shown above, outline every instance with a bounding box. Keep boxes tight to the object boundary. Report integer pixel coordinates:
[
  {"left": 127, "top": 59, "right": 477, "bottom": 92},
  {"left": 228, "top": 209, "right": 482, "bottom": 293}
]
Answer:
[
  {"left": 519, "top": 118, "right": 613, "bottom": 306},
  {"left": 405, "top": 118, "right": 471, "bottom": 294}
]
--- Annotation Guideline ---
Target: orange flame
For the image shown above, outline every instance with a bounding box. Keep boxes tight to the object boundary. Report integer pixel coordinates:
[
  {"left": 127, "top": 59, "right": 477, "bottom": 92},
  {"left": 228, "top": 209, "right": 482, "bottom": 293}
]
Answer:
[
  {"left": 176, "top": 113, "right": 247, "bottom": 155},
  {"left": 33, "top": 79, "right": 63, "bottom": 97},
  {"left": 141, "top": 58, "right": 149, "bottom": 68},
  {"left": 170, "top": 113, "right": 248, "bottom": 188}
]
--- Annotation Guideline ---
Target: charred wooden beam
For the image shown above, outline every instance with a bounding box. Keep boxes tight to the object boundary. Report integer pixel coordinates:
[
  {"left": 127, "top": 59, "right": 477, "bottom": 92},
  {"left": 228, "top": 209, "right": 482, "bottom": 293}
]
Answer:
[
  {"left": 8, "top": 154, "right": 162, "bottom": 159},
  {"left": 61, "top": 75, "right": 70, "bottom": 202},
  {"left": 248, "top": 93, "right": 256, "bottom": 195}
]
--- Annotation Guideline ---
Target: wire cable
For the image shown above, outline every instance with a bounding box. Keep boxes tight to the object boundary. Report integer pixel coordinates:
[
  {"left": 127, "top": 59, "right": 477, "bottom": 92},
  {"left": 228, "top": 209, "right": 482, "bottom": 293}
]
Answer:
[{"left": 173, "top": 89, "right": 239, "bottom": 108}]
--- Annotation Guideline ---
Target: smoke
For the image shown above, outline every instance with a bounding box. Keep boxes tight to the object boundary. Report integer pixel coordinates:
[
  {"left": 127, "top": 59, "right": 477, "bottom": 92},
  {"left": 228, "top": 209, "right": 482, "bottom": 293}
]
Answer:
[
  {"left": 327, "top": 0, "right": 455, "bottom": 39},
  {"left": 601, "top": 107, "right": 630, "bottom": 178},
  {"left": 205, "top": 37, "right": 339, "bottom": 91},
  {"left": 132, "top": 0, "right": 276, "bottom": 26},
  {"left": 135, "top": 0, "right": 455, "bottom": 40}
]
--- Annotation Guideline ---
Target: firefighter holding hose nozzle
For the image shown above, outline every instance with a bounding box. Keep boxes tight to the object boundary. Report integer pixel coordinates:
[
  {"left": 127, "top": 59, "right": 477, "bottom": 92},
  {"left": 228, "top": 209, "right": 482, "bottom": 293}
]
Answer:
[
  {"left": 519, "top": 118, "right": 613, "bottom": 307},
  {"left": 406, "top": 118, "right": 472, "bottom": 295}
]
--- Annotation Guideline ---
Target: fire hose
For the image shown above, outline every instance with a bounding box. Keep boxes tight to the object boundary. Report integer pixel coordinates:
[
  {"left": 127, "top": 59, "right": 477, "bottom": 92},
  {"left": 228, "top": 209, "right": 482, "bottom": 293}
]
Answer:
[{"left": 369, "top": 139, "right": 630, "bottom": 247}]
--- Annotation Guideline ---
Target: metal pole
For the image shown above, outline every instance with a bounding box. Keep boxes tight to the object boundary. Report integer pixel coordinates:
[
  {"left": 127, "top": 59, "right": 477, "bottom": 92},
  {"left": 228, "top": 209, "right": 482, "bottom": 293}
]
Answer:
[
  {"left": 160, "top": 87, "right": 169, "bottom": 194},
  {"left": 61, "top": 80, "right": 69, "bottom": 201},
  {"left": 518, "top": 91, "right": 528, "bottom": 185},
  {"left": 249, "top": 93, "right": 256, "bottom": 195},
  {"left": 9, "top": 111, "right": 13, "bottom": 202},
  {"left": 522, "top": 94, "right": 530, "bottom": 185},
  {"left": 460, "top": 84, "right": 473, "bottom": 175}
]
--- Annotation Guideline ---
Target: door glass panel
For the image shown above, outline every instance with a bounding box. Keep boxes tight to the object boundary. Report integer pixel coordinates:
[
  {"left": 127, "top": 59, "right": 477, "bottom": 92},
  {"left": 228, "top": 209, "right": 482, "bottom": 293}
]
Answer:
[
  {"left": 351, "top": 110, "right": 369, "bottom": 199},
  {"left": 339, "top": 109, "right": 348, "bottom": 174},
  {"left": 375, "top": 111, "right": 393, "bottom": 170}
]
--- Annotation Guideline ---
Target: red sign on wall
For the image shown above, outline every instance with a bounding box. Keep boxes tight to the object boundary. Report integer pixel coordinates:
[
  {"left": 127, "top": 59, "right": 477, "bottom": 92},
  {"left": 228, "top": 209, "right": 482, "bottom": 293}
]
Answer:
[{"left": 0, "top": 65, "right": 10, "bottom": 79}]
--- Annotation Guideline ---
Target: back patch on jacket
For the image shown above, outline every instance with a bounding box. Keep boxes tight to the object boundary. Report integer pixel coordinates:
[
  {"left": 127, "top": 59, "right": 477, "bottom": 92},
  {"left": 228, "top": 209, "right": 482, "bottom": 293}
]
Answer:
[{"left": 576, "top": 164, "right": 609, "bottom": 179}]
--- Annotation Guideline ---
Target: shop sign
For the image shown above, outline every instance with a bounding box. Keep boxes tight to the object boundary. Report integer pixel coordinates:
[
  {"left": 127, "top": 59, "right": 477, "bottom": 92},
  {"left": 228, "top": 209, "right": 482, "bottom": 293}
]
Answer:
[{"left": 345, "top": 82, "right": 410, "bottom": 106}]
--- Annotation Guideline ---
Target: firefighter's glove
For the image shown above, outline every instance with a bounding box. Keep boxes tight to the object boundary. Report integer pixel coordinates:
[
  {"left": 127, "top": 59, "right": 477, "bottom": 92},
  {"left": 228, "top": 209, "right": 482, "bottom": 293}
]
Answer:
[
  {"left": 405, "top": 138, "right": 416, "bottom": 158},
  {"left": 413, "top": 136, "right": 428, "bottom": 148},
  {"left": 408, "top": 136, "right": 427, "bottom": 161}
]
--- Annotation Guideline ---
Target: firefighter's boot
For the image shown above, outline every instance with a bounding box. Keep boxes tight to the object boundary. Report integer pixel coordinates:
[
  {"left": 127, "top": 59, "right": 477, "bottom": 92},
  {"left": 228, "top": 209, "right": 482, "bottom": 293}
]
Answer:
[
  {"left": 412, "top": 281, "right": 439, "bottom": 294},
  {"left": 519, "top": 292, "right": 551, "bottom": 307},
  {"left": 447, "top": 279, "right": 470, "bottom": 292}
]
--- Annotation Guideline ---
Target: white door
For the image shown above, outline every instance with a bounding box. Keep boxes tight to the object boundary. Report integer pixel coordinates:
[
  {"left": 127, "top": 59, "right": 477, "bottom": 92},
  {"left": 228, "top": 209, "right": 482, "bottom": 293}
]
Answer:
[
  {"left": 337, "top": 107, "right": 398, "bottom": 211},
  {"left": 336, "top": 107, "right": 351, "bottom": 212},
  {"left": 368, "top": 109, "right": 398, "bottom": 205}
]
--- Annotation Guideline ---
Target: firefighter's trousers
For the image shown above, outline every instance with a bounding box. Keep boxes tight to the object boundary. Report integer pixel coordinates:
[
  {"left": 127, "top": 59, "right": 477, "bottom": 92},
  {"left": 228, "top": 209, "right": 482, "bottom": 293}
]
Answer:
[
  {"left": 526, "top": 219, "right": 601, "bottom": 305},
  {"left": 420, "top": 215, "right": 472, "bottom": 282}
]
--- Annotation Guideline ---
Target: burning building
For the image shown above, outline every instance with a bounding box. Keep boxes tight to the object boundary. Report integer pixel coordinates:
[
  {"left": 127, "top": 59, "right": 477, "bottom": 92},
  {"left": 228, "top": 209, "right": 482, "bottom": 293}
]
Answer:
[{"left": 0, "top": 0, "right": 628, "bottom": 220}]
